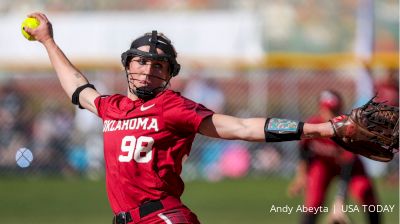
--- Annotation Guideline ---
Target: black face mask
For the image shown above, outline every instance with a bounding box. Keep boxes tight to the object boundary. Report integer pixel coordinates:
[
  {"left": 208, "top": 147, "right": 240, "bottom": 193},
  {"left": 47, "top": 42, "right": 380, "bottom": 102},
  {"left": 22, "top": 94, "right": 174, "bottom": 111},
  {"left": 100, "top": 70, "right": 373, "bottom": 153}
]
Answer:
[
  {"left": 133, "top": 86, "right": 156, "bottom": 101},
  {"left": 125, "top": 69, "right": 171, "bottom": 101}
]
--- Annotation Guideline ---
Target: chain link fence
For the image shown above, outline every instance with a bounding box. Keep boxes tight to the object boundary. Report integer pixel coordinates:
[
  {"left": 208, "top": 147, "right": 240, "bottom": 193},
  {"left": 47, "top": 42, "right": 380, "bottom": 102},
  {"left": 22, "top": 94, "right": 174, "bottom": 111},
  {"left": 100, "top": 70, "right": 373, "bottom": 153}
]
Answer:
[{"left": 0, "top": 57, "right": 398, "bottom": 180}]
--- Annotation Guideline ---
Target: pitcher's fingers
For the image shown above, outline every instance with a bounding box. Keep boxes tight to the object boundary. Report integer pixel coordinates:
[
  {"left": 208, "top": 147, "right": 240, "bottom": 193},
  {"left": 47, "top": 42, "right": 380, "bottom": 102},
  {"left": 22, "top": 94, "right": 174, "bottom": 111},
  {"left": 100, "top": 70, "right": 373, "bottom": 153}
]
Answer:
[
  {"left": 23, "top": 26, "right": 33, "bottom": 35},
  {"left": 27, "top": 12, "right": 47, "bottom": 23},
  {"left": 34, "top": 12, "right": 49, "bottom": 23},
  {"left": 41, "top": 13, "right": 50, "bottom": 23}
]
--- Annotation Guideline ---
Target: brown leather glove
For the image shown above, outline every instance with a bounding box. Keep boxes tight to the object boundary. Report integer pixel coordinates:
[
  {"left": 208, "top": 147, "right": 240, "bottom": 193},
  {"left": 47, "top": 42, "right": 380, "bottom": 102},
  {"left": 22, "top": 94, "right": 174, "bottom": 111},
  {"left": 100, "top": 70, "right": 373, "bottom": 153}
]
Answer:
[{"left": 330, "top": 99, "right": 399, "bottom": 162}]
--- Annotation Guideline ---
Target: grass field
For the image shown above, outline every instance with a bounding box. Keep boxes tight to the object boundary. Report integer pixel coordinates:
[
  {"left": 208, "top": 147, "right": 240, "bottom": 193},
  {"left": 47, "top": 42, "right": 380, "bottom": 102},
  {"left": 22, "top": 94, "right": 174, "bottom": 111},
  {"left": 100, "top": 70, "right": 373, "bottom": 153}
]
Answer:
[{"left": 0, "top": 176, "right": 398, "bottom": 224}]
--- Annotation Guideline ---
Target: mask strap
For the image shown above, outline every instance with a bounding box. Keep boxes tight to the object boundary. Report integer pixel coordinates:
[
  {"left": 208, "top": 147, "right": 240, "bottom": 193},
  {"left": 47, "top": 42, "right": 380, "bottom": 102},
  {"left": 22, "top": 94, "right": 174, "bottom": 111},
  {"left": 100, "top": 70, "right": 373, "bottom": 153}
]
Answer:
[{"left": 150, "top": 30, "right": 158, "bottom": 54}]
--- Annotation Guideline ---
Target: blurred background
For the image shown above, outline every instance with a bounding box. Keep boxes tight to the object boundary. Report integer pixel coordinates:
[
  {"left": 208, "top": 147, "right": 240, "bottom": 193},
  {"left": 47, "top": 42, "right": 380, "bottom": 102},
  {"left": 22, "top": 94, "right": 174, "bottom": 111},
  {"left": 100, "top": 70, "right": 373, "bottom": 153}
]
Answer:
[{"left": 0, "top": 0, "right": 398, "bottom": 223}]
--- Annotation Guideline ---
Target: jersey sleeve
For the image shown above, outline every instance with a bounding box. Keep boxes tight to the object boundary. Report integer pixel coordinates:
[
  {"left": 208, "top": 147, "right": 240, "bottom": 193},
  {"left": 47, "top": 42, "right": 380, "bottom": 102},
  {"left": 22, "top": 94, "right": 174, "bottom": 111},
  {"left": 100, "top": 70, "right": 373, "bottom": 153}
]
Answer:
[
  {"left": 94, "top": 95, "right": 111, "bottom": 119},
  {"left": 163, "top": 93, "right": 214, "bottom": 134}
]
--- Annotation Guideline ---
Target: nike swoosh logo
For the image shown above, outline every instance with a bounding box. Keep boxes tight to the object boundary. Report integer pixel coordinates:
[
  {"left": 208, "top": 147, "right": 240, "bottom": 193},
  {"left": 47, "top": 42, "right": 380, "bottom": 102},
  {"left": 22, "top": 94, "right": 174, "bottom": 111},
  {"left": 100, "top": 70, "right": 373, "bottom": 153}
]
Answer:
[{"left": 140, "top": 104, "right": 155, "bottom": 111}]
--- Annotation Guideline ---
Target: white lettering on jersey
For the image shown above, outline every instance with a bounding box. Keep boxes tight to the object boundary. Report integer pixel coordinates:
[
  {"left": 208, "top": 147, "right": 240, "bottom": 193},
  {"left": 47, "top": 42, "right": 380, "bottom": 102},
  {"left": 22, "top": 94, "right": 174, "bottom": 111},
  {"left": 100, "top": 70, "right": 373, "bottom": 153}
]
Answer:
[
  {"left": 147, "top": 119, "right": 159, "bottom": 132},
  {"left": 129, "top": 119, "right": 137, "bottom": 129},
  {"left": 103, "top": 118, "right": 159, "bottom": 132},
  {"left": 121, "top": 120, "right": 130, "bottom": 130},
  {"left": 115, "top": 120, "right": 122, "bottom": 131},
  {"left": 136, "top": 118, "right": 149, "bottom": 130}
]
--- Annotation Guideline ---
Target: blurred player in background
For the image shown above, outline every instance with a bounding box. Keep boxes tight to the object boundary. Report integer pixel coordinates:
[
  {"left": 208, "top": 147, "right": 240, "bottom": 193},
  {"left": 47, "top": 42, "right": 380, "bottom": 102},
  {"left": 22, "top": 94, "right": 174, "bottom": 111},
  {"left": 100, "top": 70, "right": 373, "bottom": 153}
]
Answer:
[
  {"left": 287, "top": 90, "right": 380, "bottom": 224},
  {"left": 373, "top": 68, "right": 399, "bottom": 187},
  {"left": 26, "top": 12, "right": 354, "bottom": 224}
]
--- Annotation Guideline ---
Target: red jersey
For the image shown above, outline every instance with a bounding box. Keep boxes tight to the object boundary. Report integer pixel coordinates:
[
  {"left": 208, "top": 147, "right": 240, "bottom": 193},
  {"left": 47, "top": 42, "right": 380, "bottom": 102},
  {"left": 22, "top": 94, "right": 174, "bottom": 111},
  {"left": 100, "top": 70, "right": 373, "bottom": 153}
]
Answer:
[
  {"left": 94, "top": 90, "right": 214, "bottom": 214},
  {"left": 300, "top": 115, "right": 354, "bottom": 163}
]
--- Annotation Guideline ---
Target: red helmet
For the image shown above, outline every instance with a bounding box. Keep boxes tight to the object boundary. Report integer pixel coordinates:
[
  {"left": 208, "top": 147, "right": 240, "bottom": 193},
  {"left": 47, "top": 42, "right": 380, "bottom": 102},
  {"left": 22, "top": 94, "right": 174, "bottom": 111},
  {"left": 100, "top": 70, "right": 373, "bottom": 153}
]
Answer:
[{"left": 319, "top": 90, "right": 342, "bottom": 113}]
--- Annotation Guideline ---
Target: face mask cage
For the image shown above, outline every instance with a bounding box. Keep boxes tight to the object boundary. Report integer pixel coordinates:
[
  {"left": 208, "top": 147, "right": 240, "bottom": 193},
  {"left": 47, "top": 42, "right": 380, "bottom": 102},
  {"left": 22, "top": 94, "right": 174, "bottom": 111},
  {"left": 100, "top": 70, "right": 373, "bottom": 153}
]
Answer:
[
  {"left": 121, "top": 31, "right": 180, "bottom": 100},
  {"left": 121, "top": 31, "right": 180, "bottom": 77},
  {"left": 125, "top": 58, "right": 171, "bottom": 101}
]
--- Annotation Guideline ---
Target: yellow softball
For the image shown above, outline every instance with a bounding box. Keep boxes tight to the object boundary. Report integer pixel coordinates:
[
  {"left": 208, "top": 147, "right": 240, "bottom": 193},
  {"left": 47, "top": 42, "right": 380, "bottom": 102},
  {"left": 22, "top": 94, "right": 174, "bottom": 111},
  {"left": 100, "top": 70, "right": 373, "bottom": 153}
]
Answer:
[{"left": 21, "top": 17, "right": 40, "bottom": 41}]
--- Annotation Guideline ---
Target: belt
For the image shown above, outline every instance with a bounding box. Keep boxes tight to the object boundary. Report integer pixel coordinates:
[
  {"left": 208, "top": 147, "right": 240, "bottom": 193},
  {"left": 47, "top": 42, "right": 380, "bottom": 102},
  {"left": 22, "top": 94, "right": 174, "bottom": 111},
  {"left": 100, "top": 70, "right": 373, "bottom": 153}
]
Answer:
[
  {"left": 114, "top": 200, "right": 164, "bottom": 224},
  {"left": 114, "top": 212, "right": 132, "bottom": 224}
]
